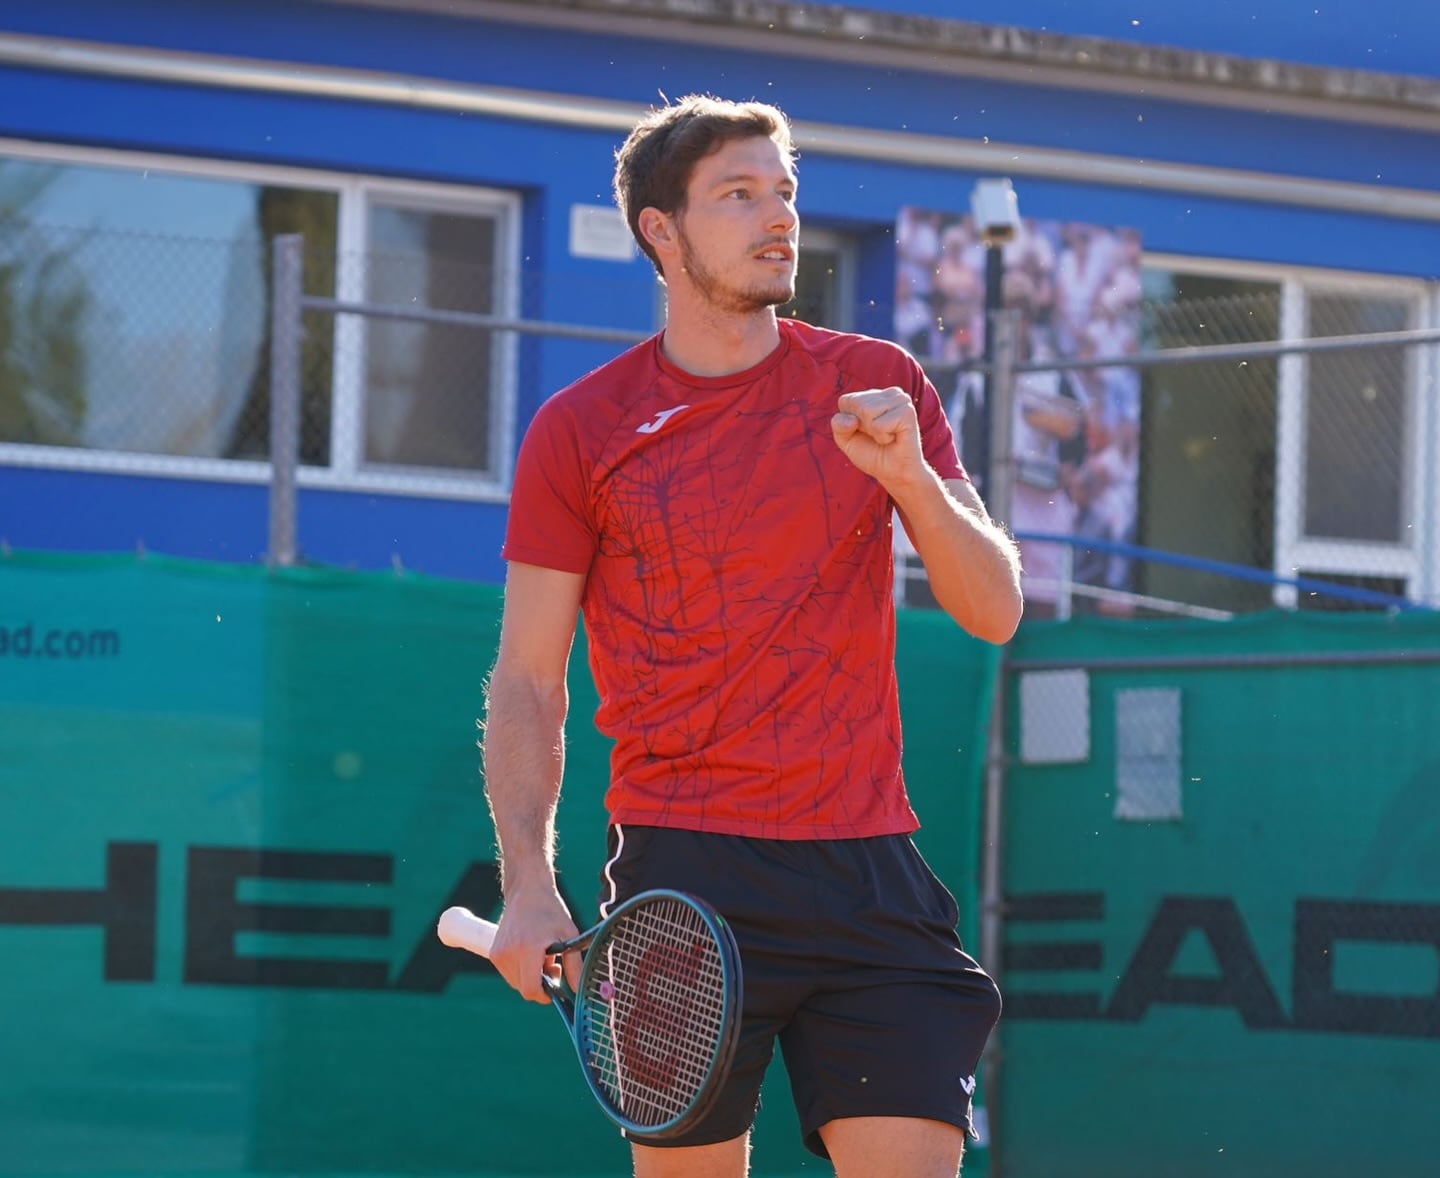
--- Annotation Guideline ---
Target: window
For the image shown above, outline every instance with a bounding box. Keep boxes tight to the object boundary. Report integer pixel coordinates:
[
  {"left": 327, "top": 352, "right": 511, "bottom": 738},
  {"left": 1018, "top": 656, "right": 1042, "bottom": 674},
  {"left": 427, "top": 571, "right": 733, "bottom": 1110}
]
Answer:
[
  {"left": 327, "top": 187, "right": 516, "bottom": 488},
  {"left": 0, "top": 154, "right": 337, "bottom": 462},
  {"left": 1135, "top": 269, "right": 1282, "bottom": 614},
  {"left": 1301, "top": 290, "right": 1413, "bottom": 543},
  {"left": 0, "top": 142, "right": 518, "bottom": 498},
  {"left": 362, "top": 202, "right": 497, "bottom": 472},
  {"left": 1139, "top": 260, "right": 1427, "bottom": 612},
  {"left": 781, "top": 228, "right": 855, "bottom": 332},
  {"left": 1275, "top": 278, "right": 1425, "bottom": 606}
]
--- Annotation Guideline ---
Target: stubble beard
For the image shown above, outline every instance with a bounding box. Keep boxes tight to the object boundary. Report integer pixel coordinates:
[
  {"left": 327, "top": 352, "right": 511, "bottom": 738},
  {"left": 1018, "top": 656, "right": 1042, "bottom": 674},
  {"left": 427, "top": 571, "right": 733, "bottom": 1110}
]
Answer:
[{"left": 678, "top": 228, "right": 794, "bottom": 316}]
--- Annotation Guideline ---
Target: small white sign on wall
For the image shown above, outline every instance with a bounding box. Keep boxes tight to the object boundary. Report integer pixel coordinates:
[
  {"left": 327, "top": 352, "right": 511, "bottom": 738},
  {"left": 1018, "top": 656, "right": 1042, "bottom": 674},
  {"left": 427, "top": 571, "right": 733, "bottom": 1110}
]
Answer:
[
  {"left": 1019, "top": 669, "right": 1090, "bottom": 765},
  {"left": 1114, "top": 687, "right": 1183, "bottom": 821},
  {"left": 569, "top": 203, "right": 636, "bottom": 261}
]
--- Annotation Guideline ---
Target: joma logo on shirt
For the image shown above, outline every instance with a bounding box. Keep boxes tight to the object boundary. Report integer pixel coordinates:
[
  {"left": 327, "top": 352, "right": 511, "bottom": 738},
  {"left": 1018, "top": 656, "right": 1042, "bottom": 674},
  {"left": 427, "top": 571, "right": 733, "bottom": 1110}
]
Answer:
[{"left": 636, "top": 405, "right": 691, "bottom": 434}]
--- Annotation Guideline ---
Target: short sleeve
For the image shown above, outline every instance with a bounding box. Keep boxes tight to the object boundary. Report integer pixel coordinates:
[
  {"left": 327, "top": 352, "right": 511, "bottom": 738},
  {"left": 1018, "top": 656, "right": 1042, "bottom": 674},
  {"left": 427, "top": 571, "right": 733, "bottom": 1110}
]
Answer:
[
  {"left": 502, "top": 398, "right": 597, "bottom": 575},
  {"left": 909, "top": 356, "right": 968, "bottom": 482}
]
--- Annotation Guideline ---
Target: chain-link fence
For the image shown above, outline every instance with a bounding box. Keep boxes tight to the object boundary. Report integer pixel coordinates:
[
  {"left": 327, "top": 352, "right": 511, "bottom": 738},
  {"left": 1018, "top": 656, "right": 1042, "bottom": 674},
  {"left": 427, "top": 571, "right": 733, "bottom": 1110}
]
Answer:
[
  {"left": 267, "top": 248, "right": 641, "bottom": 467},
  {"left": 2, "top": 221, "right": 1436, "bottom": 611},
  {"left": 0, "top": 220, "right": 283, "bottom": 460},
  {"left": 0, "top": 219, "right": 645, "bottom": 494},
  {"left": 907, "top": 286, "right": 1438, "bottom": 618}
]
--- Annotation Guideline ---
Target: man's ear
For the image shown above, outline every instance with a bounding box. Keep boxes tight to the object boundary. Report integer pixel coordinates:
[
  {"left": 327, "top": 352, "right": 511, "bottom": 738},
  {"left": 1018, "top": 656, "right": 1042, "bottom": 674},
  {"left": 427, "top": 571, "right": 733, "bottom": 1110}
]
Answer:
[{"left": 638, "top": 207, "right": 676, "bottom": 258}]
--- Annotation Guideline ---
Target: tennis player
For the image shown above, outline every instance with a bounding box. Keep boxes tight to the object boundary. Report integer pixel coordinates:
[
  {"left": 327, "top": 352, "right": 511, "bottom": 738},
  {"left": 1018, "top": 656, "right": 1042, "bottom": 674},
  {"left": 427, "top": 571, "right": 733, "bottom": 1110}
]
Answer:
[{"left": 483, "top": 94, "right": 1023, "bottom": 1178}]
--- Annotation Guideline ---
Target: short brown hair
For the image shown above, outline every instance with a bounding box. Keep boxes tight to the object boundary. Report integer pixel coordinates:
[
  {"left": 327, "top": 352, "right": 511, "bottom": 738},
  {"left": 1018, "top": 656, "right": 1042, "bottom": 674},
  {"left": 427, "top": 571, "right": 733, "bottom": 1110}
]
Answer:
[{"left": 613, "top": 94, "right": 796, "bottom": 275}]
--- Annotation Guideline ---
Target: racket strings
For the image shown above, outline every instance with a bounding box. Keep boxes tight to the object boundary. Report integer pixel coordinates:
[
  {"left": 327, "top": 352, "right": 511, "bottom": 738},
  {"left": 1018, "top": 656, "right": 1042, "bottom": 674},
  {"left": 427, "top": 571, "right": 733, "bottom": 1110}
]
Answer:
[{"left": 578, "top": 898, "right": 730, "bottom": 1128}]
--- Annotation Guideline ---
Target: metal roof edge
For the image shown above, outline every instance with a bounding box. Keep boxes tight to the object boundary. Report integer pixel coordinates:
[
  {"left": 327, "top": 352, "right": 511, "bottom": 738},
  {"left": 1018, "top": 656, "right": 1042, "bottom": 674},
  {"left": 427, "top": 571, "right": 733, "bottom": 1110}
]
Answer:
[{"left": 322, "top": 0, "right": 1440, "bottom": 131}]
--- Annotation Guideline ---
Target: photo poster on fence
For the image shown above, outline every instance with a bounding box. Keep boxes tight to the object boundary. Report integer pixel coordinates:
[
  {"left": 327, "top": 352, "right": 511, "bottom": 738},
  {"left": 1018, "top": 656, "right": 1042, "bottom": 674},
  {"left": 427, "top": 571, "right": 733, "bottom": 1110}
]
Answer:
[{"left": 894, "top": 207, "right": 1144, "bottom": 615}]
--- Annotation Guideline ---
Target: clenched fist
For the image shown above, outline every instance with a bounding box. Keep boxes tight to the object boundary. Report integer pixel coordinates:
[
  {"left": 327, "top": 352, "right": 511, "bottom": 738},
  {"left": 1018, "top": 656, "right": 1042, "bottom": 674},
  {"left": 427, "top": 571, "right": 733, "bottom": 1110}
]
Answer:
[{"left": 830, "top": 387, "right": 928, "bottom": 490}]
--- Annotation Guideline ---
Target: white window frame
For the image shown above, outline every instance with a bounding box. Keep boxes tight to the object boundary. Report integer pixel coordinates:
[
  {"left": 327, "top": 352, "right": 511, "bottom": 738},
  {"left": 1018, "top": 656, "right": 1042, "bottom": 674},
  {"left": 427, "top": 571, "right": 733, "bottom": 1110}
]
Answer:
[
  {"left": 1275, "top": 272, "right": 1428, "bottom": 606},
  {"left": 323, "top": 178, "right": 521, "bottom": 499},
  {"left": 0, "top": 137, "right": 521, "bottom": 502},
  {"left": 1147, "top": 252, "right": 1433, "bottom": 608}
]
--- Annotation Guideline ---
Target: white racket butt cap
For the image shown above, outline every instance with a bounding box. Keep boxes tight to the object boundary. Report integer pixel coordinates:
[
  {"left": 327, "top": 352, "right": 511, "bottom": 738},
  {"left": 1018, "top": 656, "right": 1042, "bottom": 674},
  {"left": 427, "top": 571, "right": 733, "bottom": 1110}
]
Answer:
[{"left": 436, "top": 906, "right": 498, "bottom": 958}]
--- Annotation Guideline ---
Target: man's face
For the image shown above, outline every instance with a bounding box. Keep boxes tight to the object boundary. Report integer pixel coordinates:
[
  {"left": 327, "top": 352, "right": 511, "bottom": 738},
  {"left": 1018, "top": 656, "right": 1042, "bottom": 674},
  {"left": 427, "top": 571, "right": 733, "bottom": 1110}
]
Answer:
[{"left": 670, "top": 135, "right": 799, "bottom": 314}]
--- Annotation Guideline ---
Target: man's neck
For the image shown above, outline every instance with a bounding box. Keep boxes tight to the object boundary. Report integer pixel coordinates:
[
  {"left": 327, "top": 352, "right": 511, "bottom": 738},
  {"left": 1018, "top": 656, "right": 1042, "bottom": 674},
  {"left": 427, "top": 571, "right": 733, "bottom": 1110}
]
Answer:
[{"left": 660, "top": 300, "right": 783, "bottom": 378}]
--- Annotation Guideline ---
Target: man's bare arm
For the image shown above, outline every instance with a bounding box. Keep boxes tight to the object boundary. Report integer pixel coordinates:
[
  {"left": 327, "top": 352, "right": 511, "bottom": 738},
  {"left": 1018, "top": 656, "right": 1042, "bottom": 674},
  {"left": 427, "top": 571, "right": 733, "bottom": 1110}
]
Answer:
[
  {"left": 895, "top": 473, "right": 1023, "bottom": 644},
  {"left": 481, "top": 560, "right": 586, "bottom": 1001}
]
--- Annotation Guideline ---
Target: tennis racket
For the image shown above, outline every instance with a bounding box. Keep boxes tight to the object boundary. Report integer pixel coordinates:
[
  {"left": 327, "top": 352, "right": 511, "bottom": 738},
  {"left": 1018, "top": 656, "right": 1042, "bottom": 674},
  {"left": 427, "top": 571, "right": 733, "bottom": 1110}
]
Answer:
[{"left": 437, "top": 888, "right": 743, "bottom": 1140}]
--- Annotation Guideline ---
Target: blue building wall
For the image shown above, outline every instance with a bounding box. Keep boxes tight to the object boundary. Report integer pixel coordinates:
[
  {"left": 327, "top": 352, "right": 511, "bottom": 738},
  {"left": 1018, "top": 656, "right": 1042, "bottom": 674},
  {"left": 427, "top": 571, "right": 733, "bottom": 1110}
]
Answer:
[{"left": 1, "top": 0, "right": 1437, "bottom": 580}]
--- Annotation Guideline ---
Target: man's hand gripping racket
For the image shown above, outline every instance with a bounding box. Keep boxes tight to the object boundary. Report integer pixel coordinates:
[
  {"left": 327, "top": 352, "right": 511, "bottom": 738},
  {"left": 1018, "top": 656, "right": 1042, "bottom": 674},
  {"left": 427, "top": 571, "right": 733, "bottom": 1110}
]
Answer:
[{"left": 437, "top": 890, "right": 743, "bottom": 1140}]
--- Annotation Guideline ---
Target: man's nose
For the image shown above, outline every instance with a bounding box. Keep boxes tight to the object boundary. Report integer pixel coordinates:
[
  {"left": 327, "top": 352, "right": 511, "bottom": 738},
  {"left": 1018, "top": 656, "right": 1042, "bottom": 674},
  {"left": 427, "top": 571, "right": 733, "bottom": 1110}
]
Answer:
[{"left": 766, "top": 193, "right": 797, "bottom": 233}]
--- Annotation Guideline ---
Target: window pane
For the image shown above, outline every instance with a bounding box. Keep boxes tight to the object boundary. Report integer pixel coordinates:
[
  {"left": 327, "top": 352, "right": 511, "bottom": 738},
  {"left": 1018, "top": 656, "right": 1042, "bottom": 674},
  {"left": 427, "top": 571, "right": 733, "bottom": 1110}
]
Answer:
[
  {"left": 363, "top": 205, "right": 497, "bottom": 473},
  {"left": 0, "top": 156, "right": 337, "bottom": 461},
  {"left": 1136, "top": 271, "right": 1281, "bottom": 613},
  {"left": 1303, "top": 293, "right": 1411, "bottom": 543},
  {"left": 781, "top": 245, "right": 843, "bottom": 329}
]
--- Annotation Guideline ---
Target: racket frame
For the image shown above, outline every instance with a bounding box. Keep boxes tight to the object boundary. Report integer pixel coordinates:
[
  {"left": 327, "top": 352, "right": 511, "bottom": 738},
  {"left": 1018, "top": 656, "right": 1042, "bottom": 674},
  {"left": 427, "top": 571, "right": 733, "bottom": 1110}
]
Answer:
[{"left": 543, "top": 888, "right": 743, "bottom": 1141}]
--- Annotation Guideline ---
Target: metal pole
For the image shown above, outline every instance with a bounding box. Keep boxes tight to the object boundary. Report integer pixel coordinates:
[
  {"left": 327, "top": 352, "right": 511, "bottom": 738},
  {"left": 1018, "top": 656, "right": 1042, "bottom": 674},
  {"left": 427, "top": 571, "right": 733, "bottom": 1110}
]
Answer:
[
  {"left": 987, "top": 308, "right": 1019, "bottom": 529},
  {"left": 979, "top": 304, "right": 1020, "bottom": 1178},
  {"left": 979, "top": 645, "right": 1009, "bottom": 1177},
  {"left": 977, "top": 243, "right": 1005, "bottom": 496},
  {"left": 268, "top": 234, "right": 304, "bottom": 568}
]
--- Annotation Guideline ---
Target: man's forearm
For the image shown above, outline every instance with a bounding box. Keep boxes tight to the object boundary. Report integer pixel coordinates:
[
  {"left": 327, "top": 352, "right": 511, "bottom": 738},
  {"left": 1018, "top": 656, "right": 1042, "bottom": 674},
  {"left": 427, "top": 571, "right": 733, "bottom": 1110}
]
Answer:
[
  {"left": 481, "top": 672, "right": 570, "bottom": 899},
  {"left": 893, "top": 468, "right": 1023, "bottom": 643}
]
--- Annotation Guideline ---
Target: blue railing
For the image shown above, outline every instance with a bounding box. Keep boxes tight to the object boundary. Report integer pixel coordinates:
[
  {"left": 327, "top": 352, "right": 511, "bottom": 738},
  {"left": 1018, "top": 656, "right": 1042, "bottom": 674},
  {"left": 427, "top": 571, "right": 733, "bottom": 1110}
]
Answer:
[{"left": 1014, "top": 531, "right": 1430, "bottom": 613}]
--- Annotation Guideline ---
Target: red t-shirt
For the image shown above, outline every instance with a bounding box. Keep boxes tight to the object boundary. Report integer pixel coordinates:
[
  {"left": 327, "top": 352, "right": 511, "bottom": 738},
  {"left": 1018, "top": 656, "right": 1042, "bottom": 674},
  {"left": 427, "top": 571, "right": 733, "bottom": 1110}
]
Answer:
[{"left": 503, "top": 319, "right": 965, "bottom": 839}]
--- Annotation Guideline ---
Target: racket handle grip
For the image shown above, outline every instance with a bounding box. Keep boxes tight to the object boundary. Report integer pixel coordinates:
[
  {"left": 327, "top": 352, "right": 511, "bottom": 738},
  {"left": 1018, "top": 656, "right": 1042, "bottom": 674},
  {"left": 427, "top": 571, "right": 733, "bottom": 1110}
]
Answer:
[{"left": 436, "top": 906, "right": 498, "bottom": 958}]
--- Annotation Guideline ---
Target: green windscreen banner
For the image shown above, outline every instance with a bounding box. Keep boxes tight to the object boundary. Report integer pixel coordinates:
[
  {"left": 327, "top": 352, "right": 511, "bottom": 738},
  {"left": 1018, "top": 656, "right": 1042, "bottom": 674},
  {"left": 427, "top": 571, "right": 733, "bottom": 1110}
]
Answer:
[
  {"left": 0, "top": 552, "right": 998, "bottom": 1177},
  {"left": 997, "top": 612, "right": 1440, "bottom": 1178}
]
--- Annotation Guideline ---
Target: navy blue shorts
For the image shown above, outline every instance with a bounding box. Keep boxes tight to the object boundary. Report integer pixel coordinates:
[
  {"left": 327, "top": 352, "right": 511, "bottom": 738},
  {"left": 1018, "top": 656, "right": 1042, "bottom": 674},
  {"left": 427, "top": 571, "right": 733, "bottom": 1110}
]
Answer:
[{"left": 597, "top": 825, "right": 1002, "bottom": 1158}]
